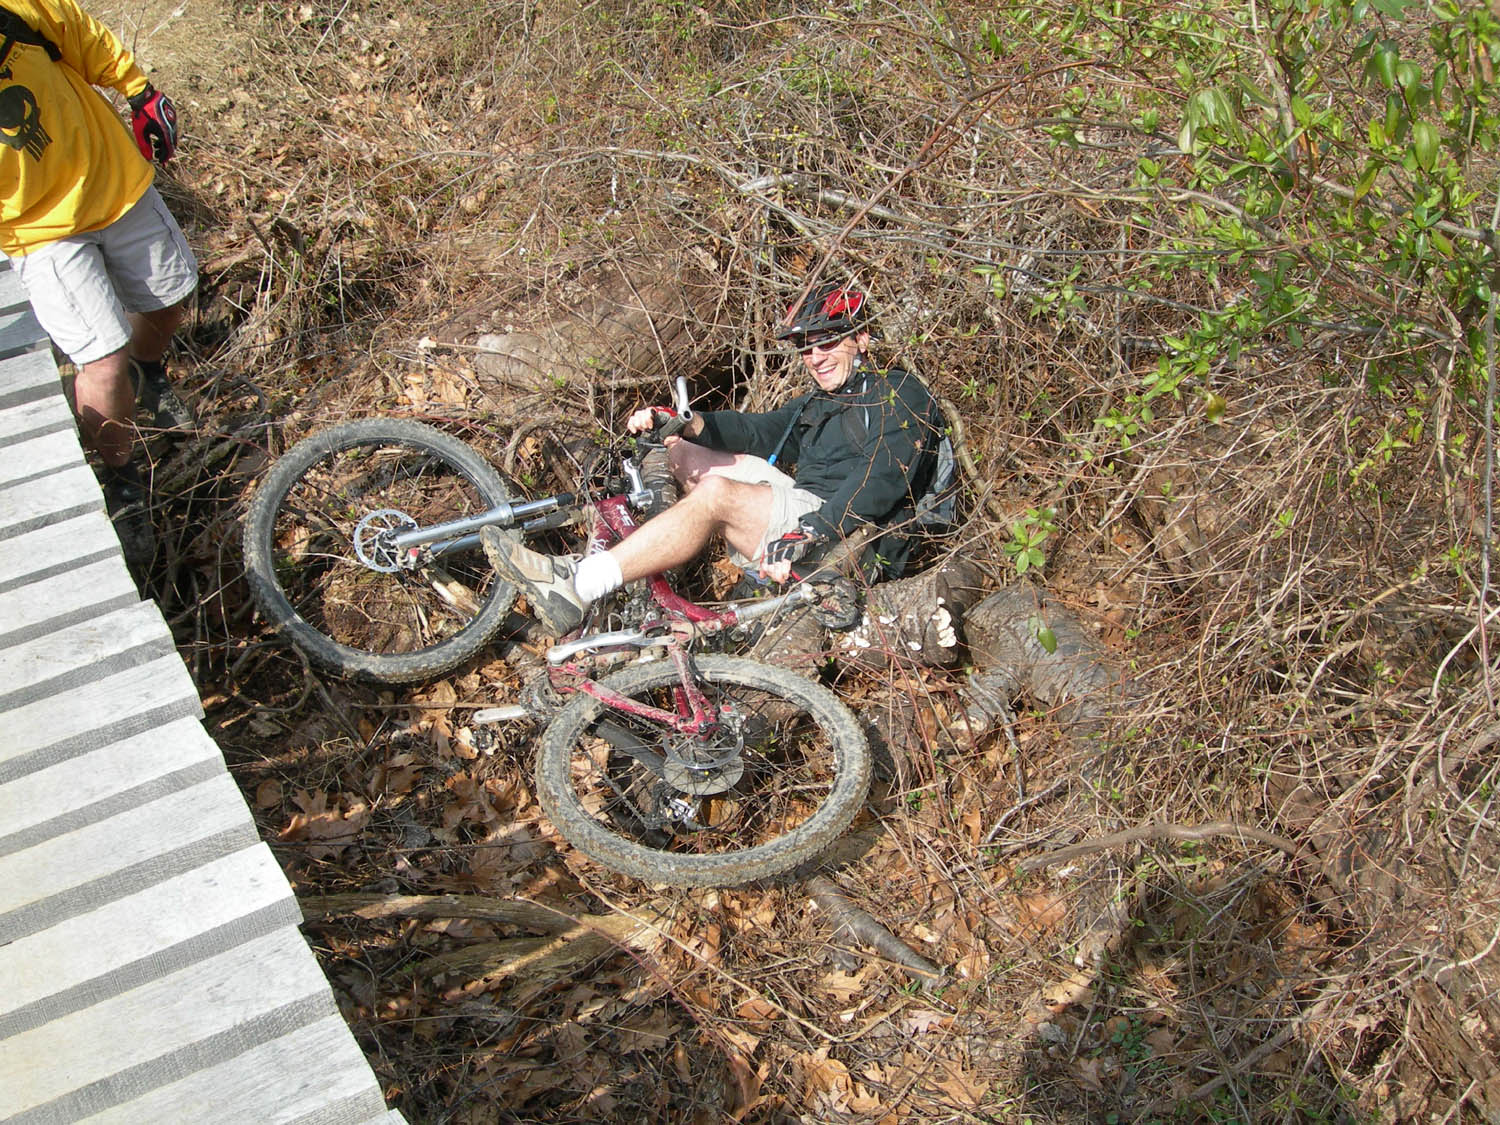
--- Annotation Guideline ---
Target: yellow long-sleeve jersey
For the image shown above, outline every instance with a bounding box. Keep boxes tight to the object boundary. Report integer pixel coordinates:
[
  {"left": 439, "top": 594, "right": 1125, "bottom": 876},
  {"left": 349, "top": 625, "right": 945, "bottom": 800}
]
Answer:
[{"left": 0, "top": 0, "right": 153, "bottom": 256}]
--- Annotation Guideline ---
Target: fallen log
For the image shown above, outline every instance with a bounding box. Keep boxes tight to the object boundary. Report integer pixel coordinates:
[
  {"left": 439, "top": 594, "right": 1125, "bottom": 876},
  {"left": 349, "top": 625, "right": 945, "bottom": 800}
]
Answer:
[
  {"left": 960, "top": 583, "right": 1131, "bottom": 743},
  {"left": 429, "top": 255, "right": 724, "bottom": 399},
  {"left": 301, "top": 892, "right": 668, "bottom": 989}
]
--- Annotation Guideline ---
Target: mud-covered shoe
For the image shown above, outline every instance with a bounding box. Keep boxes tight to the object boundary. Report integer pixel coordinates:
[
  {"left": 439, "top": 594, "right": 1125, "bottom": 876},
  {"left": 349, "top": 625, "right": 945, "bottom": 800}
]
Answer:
[
  {"left": 480, "top": 526, "right": 587, "bottom": 635},
  {"left": 101, "top": 461, "right": 155, "bottom": 574},
  {"left": 129, "top": 357, "right": 193, "bottom": 431}
]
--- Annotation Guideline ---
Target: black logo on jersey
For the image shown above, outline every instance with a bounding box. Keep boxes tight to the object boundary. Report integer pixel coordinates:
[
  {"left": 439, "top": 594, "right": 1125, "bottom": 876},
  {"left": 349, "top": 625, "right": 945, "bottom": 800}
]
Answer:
[{"left": 0, "top": 83, "right": 50, "bottom": 160}]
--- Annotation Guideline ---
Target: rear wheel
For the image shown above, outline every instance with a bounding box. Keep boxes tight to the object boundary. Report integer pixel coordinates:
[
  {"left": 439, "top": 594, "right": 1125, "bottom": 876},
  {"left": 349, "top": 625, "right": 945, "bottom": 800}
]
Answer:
[
  {"left": 535, "top": 655, "right": 871, "bottom": 886},
  {"left": 243, "top": 418, "right": 516, "bottom": 683}
]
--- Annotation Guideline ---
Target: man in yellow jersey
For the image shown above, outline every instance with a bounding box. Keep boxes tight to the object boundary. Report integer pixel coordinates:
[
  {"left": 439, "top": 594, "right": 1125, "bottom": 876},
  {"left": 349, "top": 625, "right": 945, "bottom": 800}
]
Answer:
[{"left": 0, "top": 0, "right": 196, "bottom": 571}]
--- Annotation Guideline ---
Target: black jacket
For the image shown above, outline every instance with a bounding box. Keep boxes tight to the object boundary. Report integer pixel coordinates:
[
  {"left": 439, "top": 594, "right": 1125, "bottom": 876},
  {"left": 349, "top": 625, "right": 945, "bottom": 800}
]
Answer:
[{"left": 695, "top": 361, "right": 944, "bottom": 573}]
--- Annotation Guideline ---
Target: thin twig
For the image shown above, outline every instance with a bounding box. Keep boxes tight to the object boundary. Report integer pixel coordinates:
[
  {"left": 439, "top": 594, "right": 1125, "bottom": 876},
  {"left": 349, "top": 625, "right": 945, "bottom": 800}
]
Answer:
[{"left": 1015, "top": 821, "right": 1300, "bottom": 875}]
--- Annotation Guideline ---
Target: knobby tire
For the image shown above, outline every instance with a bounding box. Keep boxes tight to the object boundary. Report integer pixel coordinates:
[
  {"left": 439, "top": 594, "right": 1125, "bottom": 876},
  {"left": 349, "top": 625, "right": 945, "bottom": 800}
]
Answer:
[
  {"left": 535, "top": 655, "right": 871, "bottom": 887},
  {"left": 243, "top": 418, "right": 516, "bottom": 684}
]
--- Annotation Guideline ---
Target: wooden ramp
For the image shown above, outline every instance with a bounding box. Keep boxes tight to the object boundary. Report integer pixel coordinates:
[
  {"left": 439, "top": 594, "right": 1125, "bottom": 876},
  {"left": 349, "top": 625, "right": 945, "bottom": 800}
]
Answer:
[{"left": 0, "top": 266, "right": 403, "bottom": 1124}]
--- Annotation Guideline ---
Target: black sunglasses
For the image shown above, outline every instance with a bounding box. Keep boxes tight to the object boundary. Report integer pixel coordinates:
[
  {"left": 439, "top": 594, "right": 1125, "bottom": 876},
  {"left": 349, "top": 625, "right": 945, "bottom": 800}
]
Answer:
[{"left": 793, "top": 331, "right": 851, "bottom": 355}]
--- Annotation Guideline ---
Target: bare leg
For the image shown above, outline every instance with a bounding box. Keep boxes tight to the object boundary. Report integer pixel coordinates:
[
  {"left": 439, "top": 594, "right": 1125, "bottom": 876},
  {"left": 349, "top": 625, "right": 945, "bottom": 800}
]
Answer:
[
  {"left": 128, "top": 302, "right": 186, "bottom": 364},
  {"left": 669, "top": 440, "right": 760, "bottom": 489},
  {"left": 73, "top": 347, "right": 136, "bottom": 468},
  {"left": 610, "top": 474, "right": 776, "bottom": 582}
]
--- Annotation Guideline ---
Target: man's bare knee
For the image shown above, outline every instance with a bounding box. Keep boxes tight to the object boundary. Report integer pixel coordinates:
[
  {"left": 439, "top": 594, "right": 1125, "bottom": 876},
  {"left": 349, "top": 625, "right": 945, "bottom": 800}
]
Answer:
[
  {"left": 684, "top": 472, "right": 745, "bottom": 514},
  {"left": 671, "top": 441, "right": 743, "bottom": 489}
]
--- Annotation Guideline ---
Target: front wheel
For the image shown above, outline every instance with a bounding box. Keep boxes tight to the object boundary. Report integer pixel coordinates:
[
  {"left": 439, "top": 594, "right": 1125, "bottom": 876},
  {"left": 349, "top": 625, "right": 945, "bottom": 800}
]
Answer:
[
  {"left": 535, "top": 655, "right": 871, "bottom": 887},
  {"left": 242, "top": 418, "right": 517, "bottom": 684}
]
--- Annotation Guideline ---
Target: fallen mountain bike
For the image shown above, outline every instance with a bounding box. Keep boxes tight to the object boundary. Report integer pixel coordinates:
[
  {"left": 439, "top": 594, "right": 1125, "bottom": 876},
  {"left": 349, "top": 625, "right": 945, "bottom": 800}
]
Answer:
[{"left": 242, "top": 379, "right": 872, "bottom": 886}]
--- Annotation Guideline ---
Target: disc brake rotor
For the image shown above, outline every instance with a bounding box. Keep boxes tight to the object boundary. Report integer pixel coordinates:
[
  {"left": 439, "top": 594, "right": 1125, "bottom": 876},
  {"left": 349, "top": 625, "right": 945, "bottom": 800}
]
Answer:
[
  {"left": 353, "top": 509, "right": 419, "bottom": 572},
  {"left": 660, "top": 729, "right": 745, "bottom": 795}
]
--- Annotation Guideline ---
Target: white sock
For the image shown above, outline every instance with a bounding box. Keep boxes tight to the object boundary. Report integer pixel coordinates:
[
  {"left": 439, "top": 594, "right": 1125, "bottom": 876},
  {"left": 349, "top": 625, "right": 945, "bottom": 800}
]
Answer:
[{"left": 574, "top": 551, "right": 624, "bottom": 603}]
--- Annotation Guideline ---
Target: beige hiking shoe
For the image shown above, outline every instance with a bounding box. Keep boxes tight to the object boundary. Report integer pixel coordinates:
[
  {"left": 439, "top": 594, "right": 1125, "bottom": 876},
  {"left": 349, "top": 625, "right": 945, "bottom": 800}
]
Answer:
[{"left": 480, "top": 526, "right": 587, "bottom": 635}]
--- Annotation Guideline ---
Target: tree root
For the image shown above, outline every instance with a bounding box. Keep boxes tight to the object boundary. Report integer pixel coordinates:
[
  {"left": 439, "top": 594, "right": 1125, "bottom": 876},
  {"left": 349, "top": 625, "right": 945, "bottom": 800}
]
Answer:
[
  {"left": 806, "top": 874, "right": 944, "bottom": 983},
  {"left": 1015, "top": 821, "right": 1301, "bottom": 875},
  {"left": 301, "top": 891, "right": 589, "bottom": 932},
  {"left": 302, "top": 892, "right": 666, "bottom": 989}
]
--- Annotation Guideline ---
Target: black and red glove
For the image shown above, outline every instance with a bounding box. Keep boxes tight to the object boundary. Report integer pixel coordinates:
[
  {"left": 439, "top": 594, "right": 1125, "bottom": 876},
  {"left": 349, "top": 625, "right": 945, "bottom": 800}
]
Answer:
[
  {"left": 763, "top": 527, "right": 824, "bottom": 568},
  {"left": 647, "top": 406, "right": 690, "bottom": 440},
  {"left": 129, "top": 84, "right": 178, "bottom": 163}
]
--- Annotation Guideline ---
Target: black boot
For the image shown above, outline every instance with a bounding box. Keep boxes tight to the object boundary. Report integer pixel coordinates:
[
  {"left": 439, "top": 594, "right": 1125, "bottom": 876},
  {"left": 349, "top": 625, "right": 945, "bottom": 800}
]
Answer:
[
  {"left": 129, "top": 357, "right": 193, "bottom": 431},
  {"left": 101, "top": 460, "right": 155, "bottom": 574}
]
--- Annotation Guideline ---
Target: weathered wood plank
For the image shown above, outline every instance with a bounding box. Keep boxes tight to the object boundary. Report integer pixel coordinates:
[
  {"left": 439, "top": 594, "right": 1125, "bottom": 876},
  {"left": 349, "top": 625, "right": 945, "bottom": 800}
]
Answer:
[
  {"left": 0, "top": 844, "right": 296, "bottom": 1027},
  {"left": 0, "top": 655, "right": 202, "bottom": 782},
  {"left": 0, "top": 716, "right": 219, "bottom": 848},
  {"left": 0, "top": 926, "right": 338, "bottom": 1120},
  {"left": 0, "top": 556, "right": 138, "bottom": 650},
  {"left": 0, "top": 388, "right": 72, "bottom": 444},
  {"left": 0, "top": 772, "right": 258, "bottom": 935},
  {"left": 0, "top": 262, "right": 27, "bottom": 310},
  {"left": 0, "top": 462, "right": 103, "bottom": 540},
  {"left": 80, "top": 1014, "right": 395, "bottom": 1125},
  {"left": 0, "top": 601, "right": 176, "bottom": 708},
  {"left": 0, "top": 426, "right": 84, "bottom": 489},
  {"left": 0, "top": 346, "right": 55, "bottom": 411},
  {"left": 0, "top": 303, "right": 45, "bottom": 354},
  {"left": 0, "top": 510, "right": 119, "bottom": 592}
]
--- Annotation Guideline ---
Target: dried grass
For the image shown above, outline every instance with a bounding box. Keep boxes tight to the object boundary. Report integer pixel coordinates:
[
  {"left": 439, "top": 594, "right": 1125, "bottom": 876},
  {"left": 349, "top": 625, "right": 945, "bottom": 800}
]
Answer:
[{"left": 129, "top": 0, "right": 1500, "bottom": 1119}]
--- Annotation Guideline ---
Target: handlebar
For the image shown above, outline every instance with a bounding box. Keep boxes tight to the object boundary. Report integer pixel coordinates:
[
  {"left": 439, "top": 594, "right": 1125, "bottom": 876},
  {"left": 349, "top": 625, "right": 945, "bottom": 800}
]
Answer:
[{"left": 650, "top": 374, "right": 695, "bottom": 441}]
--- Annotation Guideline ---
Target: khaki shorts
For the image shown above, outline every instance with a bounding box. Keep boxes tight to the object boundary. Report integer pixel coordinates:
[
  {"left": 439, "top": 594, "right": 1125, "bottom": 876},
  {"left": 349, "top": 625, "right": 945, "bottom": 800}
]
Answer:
[
  {"left": 14, "top": 186, "right": 198, "bottom": 365},
  {"left": 707, "top": 455, "right": 824, "bottom": 568}
]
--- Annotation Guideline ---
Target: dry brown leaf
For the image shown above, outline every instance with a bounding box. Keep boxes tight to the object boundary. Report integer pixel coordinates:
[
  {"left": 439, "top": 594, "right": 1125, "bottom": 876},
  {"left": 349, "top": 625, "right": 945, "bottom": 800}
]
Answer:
[
  {"left": 736, "top": 997, "right": 780, "bottom": 1027},
  {"left": 1015, "top": 889, "right": 1069, "bottom": 933},
  {"left": 795, "top": 1046, "right": 854, "bottom": 1101},
  {"left": 1042, "top": 969, "right": 1097, "bottom": 1011},
  {"left": 955, "top": 946, "right": 991, "bottom": 979},
  {"left": 449, "top": 727, "right": 477, "bottom": 759},
  {"left": 710, "top": 556, "right": 744, "bottom": 597},
  {"left": 254, "top": 778, "right": 282, "bottom": 809},
  {"left": 934, "top": 1064, "right": 987, "bottom": 1108},
  {"left": 614, "top": 1008, "right": 679, "bottom": 1054},
  {"left": 412, "top": 678, "right": 457, "bottom": 717},
  {"left": 818, "top": 968, "right": 870, "bottom": 1002},
  {"left": 719, "top": 1024, "right": 760, "bottom": 1058},
  {"left": 1076, "top": 1056, "right": 1105, "bottom": 1091},
  {"left": 1136, "top": 961, "right": 1178, "bottom": 1002},
  {"left": 903, "top": 1009, "right": 949, "bottom": 1035},
  {"left": 961, "top": 805, "right": 983, "bottom": 843},
  {"left": 699, "top": 921, "right": 722, "bottom": 961},
  {"left": 848, "top": 1081, "right": 885, "bottom": 1114},
  {"left": 724, "top": 1051, "right": 764, "bottom": 1122},
  {"left": 428, "top": 365, "right": 470, "bottom": 407},
  {"left": 280, "top": 789, "right": 371, "bottom": 860}
]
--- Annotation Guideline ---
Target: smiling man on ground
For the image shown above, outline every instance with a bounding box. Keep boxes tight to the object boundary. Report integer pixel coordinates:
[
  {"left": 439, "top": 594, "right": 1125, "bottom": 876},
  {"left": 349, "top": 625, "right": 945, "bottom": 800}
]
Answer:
[{"left": 481, "top": 280, "right": 947, "bottom": 636}]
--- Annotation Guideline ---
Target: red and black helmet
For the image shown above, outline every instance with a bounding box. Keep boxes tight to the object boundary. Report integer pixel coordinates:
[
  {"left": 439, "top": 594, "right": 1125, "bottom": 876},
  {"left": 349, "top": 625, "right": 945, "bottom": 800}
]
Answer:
[{"left": 775, "top": 280, "right": 872, "bottom": 346}]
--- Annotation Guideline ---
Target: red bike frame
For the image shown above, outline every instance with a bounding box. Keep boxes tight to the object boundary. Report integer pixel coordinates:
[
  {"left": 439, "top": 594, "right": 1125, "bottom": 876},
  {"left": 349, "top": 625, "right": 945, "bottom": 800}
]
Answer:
[{"left": 553, "top": 493, "right": 748, "bottom": 736}]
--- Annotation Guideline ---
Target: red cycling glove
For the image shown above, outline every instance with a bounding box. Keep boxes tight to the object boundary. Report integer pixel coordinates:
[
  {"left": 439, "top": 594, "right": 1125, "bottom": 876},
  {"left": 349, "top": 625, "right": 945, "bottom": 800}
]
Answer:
[{"left": 129, "top": 85, "right": 179, "bottom": 163}]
